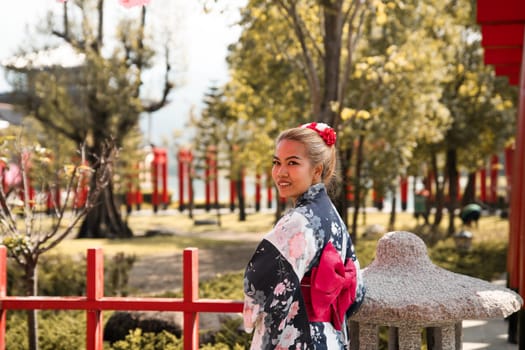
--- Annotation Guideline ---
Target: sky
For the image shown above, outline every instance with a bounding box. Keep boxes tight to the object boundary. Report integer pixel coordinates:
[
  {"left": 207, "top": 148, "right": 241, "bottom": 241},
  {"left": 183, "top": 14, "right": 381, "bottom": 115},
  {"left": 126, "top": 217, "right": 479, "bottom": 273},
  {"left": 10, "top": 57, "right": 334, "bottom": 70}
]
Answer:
[{"left": 0, "top": 0, "right": 245, "bottom": 146}]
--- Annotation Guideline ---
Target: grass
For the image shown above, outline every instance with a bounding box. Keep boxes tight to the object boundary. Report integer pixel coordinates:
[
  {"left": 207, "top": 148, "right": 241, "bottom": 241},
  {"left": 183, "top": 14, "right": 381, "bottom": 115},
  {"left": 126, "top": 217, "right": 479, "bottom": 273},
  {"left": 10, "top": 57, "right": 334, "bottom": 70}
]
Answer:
[
  {"left": 53, "top": 207, "right": 510, "bottom": 270},
  {"left": 53, "top": 210, "right": 276, "bottom": 256}
]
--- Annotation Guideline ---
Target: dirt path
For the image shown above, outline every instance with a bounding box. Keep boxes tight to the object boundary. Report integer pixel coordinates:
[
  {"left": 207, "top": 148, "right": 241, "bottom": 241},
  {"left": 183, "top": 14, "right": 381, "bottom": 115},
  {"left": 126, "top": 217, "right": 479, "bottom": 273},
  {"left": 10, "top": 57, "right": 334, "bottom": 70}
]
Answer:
[{"left": 128, "top": 232, "right": 264, "bottom": 295}]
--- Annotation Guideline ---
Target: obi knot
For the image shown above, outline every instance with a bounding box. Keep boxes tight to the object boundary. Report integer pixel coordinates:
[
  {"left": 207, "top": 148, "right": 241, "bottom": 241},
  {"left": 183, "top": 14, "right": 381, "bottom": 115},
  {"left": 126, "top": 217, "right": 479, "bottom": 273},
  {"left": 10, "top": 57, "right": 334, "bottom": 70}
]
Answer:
[{"left": 300, "top": 241, "right": 357, "bottom": 330}]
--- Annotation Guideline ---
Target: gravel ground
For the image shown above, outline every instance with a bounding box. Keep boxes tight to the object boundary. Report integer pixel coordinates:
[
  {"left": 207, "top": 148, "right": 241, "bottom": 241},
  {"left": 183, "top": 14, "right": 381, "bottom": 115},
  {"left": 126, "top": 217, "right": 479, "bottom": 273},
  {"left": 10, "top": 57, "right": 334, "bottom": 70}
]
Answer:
[{"left": 128, "top": 231, "right": 264, "bottom": 295}]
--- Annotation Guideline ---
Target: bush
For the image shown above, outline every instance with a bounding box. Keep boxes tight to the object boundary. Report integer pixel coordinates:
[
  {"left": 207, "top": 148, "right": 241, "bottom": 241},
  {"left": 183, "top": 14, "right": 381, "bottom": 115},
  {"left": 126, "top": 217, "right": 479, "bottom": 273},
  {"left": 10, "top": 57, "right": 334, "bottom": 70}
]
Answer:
[
  {"left": 7, "top": 251, "right": 136, "bottom": 297},
  {"left": 429, "top": 239, "right": 508, "bottom": 281},
  {"left": 5, "top": 252, "right": 136, "bottom": 349},
  {"left": 6, "top": 310, "right": 85, "bottom": 350},
  {"left": 109, "top": 329, "right": 182, "bottom": 350}
]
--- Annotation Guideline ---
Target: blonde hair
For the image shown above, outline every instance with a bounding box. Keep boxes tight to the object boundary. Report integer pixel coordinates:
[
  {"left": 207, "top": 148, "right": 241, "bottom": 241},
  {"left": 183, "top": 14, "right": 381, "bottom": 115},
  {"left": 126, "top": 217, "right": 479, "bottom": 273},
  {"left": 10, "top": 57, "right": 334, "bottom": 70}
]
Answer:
[{"left": 276, "top": 127, "right": 337, "bottom": 187}]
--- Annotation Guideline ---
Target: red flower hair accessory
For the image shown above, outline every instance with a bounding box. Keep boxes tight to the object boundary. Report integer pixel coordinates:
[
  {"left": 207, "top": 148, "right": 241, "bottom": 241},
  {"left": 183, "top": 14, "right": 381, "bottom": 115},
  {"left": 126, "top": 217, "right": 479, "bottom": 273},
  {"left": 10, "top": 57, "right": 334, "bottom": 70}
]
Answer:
[{"left": 301, "top": 122, "right": 337, "bottom": 146}]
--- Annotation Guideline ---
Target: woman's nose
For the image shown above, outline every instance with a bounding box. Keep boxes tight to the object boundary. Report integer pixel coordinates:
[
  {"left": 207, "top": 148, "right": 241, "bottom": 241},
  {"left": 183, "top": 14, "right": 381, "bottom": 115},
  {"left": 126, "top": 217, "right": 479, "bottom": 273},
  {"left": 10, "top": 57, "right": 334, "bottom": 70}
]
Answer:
[{"left": 277, "top": 166, "right": 288, "bottom": 176}]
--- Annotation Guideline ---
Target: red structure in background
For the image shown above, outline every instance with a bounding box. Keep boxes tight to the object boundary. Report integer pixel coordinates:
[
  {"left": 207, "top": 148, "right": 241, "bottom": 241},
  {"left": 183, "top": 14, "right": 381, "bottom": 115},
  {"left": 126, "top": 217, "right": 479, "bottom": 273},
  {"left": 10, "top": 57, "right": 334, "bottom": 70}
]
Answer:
[
  {"left": 267, "top": 169, "right": 273, "bottom": 209},
  {"left": 46, "top": 186, "right": 61, "bottom": 214},
  {"left": 255, "top": 173, "right": 261, "bottom": 212},
  {"left": 0, "top": 246, "right": 243, "bottom": 350},
  {"left": 151, "top": 148, "right": 168, "bottom": 213},
  {"left": 229, "top": 179, "right": 236, "bottom": 212},
  {"left": 125, "top": 163, "right": 143, "bottom": 213},
  {"left": 178, "top": 148, "right": 193, "bottom": 211},
  {"left": 476, "top": 154, "right": 500, "bottom": 206},
  {"left": 204, "top": 146, "right": 218, "bottom": 212},
  {"left": 400, "top": 176, "right": 408, "bottom": 211},
  {"left": 505, "top": 146, "right": 514, "bottom": 198},
  {"left": 126, "top": 163, "right": 144, "bottom": 212},
  {"left": 479, "top": 165, "right": 487, "bottom": 203},
  {"left": 423, "top": 170, "right": 434, "bottom": 202},
  {"left": 489, "top": 154, "right": 499, "bottom": 205},
  {"left": 477, "top": 0, "right": 525, "bottom": 343},
  {"left": 229, "top": 170, "right": 246, "bottom": 213}
]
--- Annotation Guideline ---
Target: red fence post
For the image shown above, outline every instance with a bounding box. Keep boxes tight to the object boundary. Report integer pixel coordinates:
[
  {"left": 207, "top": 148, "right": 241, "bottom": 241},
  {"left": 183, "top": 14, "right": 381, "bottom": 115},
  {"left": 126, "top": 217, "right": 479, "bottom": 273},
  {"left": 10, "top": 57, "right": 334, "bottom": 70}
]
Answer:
[
  {"left": 0, "top": 246, "right": 6, "bottom": 350},
  {"left": 86, "top": 248, "right": 104, "bottom": 350},
  {"left": 183, "top": 248, "right": 199, "bottom": 350}
]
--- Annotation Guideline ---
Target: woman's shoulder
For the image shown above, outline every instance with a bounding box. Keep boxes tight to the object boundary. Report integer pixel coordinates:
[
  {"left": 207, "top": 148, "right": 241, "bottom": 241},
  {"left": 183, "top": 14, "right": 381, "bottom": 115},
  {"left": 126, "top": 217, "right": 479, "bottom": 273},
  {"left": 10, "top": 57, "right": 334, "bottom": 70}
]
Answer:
[{"left": 276, "top": 208, "right": 309, "bottom": 230}]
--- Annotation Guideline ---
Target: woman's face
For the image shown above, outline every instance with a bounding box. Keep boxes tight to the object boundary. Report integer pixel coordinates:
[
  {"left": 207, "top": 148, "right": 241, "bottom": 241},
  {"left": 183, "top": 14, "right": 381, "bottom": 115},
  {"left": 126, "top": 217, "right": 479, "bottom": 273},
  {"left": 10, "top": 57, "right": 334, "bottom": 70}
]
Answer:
[{"left": 272, "top": 139, "right": 322, "bottom": 203}]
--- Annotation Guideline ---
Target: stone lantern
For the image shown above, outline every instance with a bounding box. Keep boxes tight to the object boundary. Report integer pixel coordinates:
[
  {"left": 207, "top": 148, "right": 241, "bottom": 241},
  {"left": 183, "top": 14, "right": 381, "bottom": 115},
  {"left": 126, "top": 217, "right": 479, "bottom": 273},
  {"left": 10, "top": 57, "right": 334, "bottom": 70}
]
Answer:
[{"left": 349, "top": 231, "right": 522, "bottom": 350}]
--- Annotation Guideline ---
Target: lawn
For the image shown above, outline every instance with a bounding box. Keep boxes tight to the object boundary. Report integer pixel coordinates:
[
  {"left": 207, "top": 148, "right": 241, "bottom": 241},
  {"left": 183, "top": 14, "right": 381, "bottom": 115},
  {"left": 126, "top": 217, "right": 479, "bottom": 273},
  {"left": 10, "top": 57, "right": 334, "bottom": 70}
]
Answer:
[{"left": 54, "top": 207, "right": 511, "bottom": 272}]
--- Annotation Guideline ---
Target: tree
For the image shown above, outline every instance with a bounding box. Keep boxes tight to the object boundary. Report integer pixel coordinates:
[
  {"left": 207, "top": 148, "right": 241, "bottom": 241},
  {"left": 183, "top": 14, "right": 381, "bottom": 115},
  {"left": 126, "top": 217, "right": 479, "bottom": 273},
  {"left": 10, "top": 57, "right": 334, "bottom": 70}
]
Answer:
[
  {"left": 3, "top": 0, "right": 174, "bottom": 238},
  {"left": 0, "top": 134, "right": 117, "bottom": 350},
  {"left": 190, "top": 83, "right": 272, "bottom": 221},
  {"left": 338, "top": 0, "right": 455, "bottom": 237},
  {"left": 214, "top": 0, "right": 516, "bottom": 241},
  {"left": 222, "top": 1, "right": 377, "bottom": 228},
  {"left": 410, "top": 0, "right": 517, "bottom": 237}
]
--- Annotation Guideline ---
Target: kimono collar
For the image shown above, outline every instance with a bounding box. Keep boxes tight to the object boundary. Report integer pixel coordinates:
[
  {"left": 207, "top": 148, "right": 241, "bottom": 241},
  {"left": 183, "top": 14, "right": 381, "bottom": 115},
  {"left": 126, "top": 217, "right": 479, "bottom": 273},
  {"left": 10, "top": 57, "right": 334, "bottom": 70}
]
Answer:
[{"left": 295, "top": 183, "right": 326, "bottom": 207}]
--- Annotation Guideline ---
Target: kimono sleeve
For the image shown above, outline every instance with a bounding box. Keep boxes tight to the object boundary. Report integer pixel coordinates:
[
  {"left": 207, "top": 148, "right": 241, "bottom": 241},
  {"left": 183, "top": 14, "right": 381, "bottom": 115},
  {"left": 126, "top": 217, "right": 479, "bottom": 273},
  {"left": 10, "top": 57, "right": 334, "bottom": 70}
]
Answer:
[{"left": 243, "top": 211, "right": 320, "bottom": 348}]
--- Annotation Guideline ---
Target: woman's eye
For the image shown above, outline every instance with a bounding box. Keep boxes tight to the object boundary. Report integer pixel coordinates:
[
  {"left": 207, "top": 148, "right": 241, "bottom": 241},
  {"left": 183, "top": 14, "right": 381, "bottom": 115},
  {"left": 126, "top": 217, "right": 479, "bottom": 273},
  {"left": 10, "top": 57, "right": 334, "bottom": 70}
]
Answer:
[{"left": 272, "top": 160, "right": 280, "bottom": 165}]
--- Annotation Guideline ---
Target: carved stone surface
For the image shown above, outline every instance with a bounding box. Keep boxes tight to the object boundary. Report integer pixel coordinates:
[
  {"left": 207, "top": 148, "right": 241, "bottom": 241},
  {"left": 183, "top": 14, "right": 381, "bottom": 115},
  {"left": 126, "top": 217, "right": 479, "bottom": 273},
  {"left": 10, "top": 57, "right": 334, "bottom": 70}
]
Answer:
[{"left": 350, "top": 231, "right": 522, "bottom": 326}]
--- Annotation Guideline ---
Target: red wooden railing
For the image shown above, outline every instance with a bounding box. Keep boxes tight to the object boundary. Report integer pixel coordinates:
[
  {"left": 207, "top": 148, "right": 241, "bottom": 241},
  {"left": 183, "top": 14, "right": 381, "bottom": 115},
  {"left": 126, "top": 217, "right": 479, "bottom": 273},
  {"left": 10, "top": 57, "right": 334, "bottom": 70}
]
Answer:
[{"left": 0, "top": 246, "right": 244, "bottom": 350}]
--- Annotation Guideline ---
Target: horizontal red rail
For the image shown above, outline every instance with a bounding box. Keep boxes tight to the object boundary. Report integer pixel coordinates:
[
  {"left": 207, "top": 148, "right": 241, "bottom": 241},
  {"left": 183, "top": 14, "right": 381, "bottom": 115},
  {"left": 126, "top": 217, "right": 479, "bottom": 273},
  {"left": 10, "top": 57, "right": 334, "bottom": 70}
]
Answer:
[
  {"left": 0, "top": 297, "right": 243, "bottom": 313},
  {"left": 0, "top": 246, "right": 245, "bottom": 350}
]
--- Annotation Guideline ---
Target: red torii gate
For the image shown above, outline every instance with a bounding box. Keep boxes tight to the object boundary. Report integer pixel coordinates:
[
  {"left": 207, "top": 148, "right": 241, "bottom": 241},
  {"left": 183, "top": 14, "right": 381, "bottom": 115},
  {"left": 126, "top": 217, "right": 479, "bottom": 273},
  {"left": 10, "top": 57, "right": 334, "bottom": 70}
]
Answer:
[{"left": 477, "top": 0, "right": 525, "bottom": 344}]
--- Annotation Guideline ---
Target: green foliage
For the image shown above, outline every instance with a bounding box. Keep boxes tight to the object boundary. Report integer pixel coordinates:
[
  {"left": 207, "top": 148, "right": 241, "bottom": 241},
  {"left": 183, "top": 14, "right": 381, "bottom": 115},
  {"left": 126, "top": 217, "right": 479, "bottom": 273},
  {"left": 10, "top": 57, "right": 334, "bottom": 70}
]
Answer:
[
  {"left": 209, "top": 317, "right": 252, "bottom": 349},
  {"left": 354, "top": 237, "right": 379, "bottom": 268},
  {"left": 6, "top": 311, "right": 85, "bottom": 350},
  {"left": 429, "top": 239, "right": 508, "bottom": 281},
  {"left": 37, "top": 254, "right": 87, "bottom": 296},
  {"left": 38, "top": 311, "right": 86, "bottom": 350},
  {"left": 110, "top": 329, "right": 182, "bottom": 350},
  {"left": 5, "top": 312, "right": 28, "bottom": 350},
  {"left": 106, "top": 252, "right": 138, "bottom": 297},
  {"left": 7, "top": 253, "right": 86, "bottom": 296},
  {"left": 7, "top": 251, "right": 136, "bottom": 297},
  {"left": 198, "top": 272, "right": 244, "bottom": 300},
  {"left": 107, "top": 318, "right": 251, "bottom": 350}
]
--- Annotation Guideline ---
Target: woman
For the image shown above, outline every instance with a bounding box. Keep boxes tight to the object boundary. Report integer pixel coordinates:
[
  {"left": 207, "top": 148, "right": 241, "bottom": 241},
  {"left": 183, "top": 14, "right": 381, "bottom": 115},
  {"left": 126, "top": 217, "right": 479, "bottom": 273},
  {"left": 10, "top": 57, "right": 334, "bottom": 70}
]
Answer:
[{"left": 243, "top": 122, "right": 365, "bottom": 349}]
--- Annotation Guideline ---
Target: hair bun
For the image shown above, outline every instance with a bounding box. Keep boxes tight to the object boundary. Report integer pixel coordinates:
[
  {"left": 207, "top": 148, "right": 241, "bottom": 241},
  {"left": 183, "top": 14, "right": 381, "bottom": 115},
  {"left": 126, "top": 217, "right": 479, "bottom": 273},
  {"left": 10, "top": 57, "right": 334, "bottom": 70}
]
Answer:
[{"left": 300, "top": 122, "right": 336, "bottom": 146}]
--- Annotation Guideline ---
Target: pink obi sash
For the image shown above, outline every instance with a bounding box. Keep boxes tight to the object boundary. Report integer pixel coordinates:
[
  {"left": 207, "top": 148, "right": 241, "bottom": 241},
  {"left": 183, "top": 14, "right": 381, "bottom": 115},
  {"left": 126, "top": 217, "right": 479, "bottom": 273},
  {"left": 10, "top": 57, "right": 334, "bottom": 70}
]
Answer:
[{"left": 300, "top": 242, "right": 357, "bottom": 330}]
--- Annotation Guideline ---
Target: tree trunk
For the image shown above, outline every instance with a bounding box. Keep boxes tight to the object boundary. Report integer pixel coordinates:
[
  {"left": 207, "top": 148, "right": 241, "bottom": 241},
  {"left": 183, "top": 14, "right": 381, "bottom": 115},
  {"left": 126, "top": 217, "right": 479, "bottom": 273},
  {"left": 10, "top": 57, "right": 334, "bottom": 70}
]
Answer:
[
  {"left": 350, "top": 134, "right": 365, "bottom": 243},
  {"left": 236, "top": 170, "right": 246, "bottom": 222},
  {"left": 319, "top": 1, "right": 343, "bottom": 127},
  {"left": 25, "top": 262, "right": 38, "bottom": 350},
  {"left": 388, "top": 193, "right": 397, "bottom": 231},
  {"left": 335, "top": 147, "right": 353, "bottom": 228},
  {"left": 462, "top": 172, "right": 476, "bottom": 206},
  {"left": 446, "top": 149, "right": 459, "bottom": 237},
  {"left": 77, "top": 184, "right": 132, "bottom": 238},
  {"left": 188, "top": 175, "right": 194, "bottom": 220},
  {"left": 431, "top": 152, "right": 445, "bottom": 230},
  {"left": 275, "top": 197, "right": 286, "bottom": 225}
]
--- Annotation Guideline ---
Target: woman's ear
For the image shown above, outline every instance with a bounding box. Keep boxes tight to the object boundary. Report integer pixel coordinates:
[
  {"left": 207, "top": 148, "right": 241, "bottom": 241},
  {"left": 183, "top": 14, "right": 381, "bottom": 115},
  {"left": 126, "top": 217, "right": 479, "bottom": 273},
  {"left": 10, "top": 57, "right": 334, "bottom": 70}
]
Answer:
[{"left": 314, "top": 164, "right": 323, "bottom": 182}]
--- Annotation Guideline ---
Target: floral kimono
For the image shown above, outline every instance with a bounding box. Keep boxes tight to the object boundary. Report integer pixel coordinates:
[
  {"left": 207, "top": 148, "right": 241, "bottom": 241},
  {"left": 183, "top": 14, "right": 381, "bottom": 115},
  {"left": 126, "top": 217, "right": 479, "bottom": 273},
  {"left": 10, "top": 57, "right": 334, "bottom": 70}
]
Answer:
[{"left": 243, "top": 183, "right": 365, "bottom": 349}]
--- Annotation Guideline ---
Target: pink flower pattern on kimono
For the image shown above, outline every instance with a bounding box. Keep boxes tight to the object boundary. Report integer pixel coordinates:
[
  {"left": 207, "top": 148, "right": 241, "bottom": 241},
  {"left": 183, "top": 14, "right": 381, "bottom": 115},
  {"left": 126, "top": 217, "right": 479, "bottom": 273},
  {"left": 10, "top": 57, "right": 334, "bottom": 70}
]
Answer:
[
  {"left": 274, "top": 282, "right": 287, "bottom": 296},
  {"left": 278, "top": 326, "right": 300, "bottom": 348},
  {"left": 287, "top": 301, "right": 300, "bottom": 322},
  {"left": 288, "top": 232, "right": 306, "bottom": 265}
]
